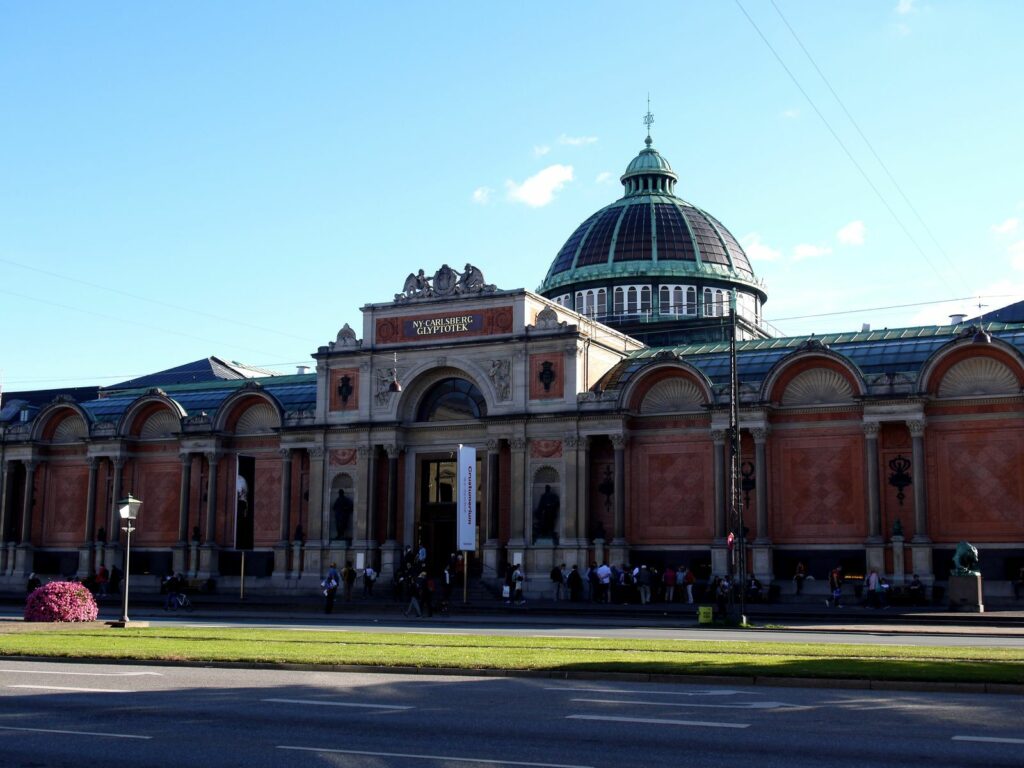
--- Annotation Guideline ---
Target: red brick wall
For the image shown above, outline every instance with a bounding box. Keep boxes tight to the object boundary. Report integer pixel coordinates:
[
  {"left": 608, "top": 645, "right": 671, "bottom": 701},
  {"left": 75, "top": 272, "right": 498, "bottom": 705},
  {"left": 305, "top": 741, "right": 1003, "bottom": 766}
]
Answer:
[{"left": 628, "top": 436, "right": 713, "bottom": 543}]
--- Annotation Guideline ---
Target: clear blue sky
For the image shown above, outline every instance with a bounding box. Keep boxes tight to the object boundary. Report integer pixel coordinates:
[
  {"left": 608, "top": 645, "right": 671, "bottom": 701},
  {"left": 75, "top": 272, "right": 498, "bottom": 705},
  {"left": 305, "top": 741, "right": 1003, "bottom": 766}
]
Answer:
[{"left": 2, "top": 1, "right": 1022, "bottom": 390}]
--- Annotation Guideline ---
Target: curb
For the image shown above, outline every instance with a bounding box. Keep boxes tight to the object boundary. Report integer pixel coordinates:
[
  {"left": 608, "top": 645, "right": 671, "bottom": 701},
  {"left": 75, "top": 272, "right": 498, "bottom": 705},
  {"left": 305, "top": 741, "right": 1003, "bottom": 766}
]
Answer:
[{"left": 2, "top": 653, "right": 1021, "bottom": 696}]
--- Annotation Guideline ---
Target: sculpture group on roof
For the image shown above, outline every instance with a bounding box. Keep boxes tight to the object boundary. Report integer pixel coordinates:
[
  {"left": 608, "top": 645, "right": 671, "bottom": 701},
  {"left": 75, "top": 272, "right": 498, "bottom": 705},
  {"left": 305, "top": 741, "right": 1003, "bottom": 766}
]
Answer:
[{"left": 395, "top": 263, "right": 496, "bottom": 302}]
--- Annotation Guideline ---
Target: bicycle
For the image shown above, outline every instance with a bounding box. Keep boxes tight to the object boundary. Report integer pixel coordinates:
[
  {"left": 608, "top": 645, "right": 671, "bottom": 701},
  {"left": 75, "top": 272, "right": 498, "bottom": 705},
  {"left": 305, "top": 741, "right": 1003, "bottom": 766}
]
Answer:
[{"left": 165, "top": 592, "right": 194, "bottom": 612}]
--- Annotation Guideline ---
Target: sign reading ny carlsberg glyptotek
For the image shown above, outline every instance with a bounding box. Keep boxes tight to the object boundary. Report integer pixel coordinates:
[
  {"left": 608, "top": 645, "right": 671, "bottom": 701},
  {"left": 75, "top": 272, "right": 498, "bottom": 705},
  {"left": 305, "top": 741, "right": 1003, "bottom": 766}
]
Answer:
[
  {"left": 457, "top": 444, "right": 476, "bottom": 552},
  {"left": 403, "top": 313, "right": 482, "bottom": 337}
]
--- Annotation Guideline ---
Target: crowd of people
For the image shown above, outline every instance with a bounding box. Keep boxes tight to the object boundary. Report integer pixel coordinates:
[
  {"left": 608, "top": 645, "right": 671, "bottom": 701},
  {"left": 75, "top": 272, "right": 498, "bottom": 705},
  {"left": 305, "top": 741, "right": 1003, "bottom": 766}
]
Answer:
[{"left": 538, "top": 562, "right": 702, "bottom": 606}]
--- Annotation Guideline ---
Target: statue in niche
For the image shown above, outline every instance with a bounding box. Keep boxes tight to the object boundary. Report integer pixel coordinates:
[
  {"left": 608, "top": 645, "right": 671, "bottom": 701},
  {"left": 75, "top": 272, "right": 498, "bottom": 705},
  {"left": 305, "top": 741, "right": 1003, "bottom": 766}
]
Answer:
[
  {"left": 333, "top": 488, "right": 354, "bottom": 542},
  {"left": 892, "top": 518, "right": 904, "bottom": 538},
  {"left": 533, "top": 484, "right": 560, "bottom": 542}
]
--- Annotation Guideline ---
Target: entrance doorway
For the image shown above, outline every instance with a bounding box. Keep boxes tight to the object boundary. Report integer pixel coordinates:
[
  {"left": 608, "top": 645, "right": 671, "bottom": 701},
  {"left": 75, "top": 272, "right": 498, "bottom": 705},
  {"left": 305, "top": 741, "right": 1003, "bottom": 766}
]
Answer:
[{"left": 418, "top": 456, "right": 483, "bottom": 575}]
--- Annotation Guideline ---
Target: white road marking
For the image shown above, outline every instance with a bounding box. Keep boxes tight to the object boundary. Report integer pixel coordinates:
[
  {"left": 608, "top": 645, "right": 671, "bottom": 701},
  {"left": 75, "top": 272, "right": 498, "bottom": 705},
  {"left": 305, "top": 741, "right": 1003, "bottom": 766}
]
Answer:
[
  {"left": 6, "top": 692, "right": 130, "bottom": 696},
  {"left": 0, "top": 725, "right": 149, "bottom": 740},
  {"left": 568, "top": 714, "right": 749, "bottom": 729},
  {"left": 952, "top": 735, "right": 1024, "bottom": 745},
  {"left": 0, "top": 669, "right": 161, "bottom": 677},
  {"left": 262, "top": 697, "right": 411, "bottom": 710},
  {"left": 571, "top": 697, "right": 793, "bottom": 710},
  {"left": 277, "top": 745, "right": 594, "bottom": 767},
  {"left": 543, "top": 686, "right": 753, "bottom": 697}
]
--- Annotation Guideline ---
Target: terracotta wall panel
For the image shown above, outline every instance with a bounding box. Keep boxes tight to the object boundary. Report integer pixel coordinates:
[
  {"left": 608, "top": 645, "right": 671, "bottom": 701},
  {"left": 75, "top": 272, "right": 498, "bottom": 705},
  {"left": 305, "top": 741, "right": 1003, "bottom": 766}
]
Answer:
[
  {"left": 135, "top": 461, "right": 180, "bottom": 545},
  {"left": 771, "top": 431, "right": 865, "bottom": 542},
  {"left": 42, "top": 464, "right": 87, "bottom": 545},
  {"left": 629, "top": 438, "right": 713, "bottom": 543}
]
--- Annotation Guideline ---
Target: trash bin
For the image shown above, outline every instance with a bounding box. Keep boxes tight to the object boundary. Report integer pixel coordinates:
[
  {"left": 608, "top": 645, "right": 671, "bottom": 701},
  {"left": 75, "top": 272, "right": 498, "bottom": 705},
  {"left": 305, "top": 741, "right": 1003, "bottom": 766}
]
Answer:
[{"left": 698, "top": 605, "right": 714, "bottom": 624}]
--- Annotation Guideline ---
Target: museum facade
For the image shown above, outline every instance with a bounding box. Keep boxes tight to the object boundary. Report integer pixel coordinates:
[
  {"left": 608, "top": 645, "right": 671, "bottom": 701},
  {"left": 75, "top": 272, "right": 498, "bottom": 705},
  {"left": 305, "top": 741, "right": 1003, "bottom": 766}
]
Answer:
[{"left": 2, "top": 137, "right": 1023, "bottom": 597}]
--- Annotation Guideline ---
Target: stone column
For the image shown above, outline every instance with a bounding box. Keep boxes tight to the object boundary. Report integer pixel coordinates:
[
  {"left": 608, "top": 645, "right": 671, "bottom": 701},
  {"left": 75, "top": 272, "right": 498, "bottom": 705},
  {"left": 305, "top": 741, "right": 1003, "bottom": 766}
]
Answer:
[
  {"left": 199, "top": 452, "right": 220, "bottom": 578},
  {"left": 577, "top": 436, "right": 591, "bottom": 546},
  {"left": 508, "top": 437, "right": 527, "bottom": 548},
  {"left": 14, "top": 460, "right": 38, "bottom": 576},
  {"left": 711, "top": 430, "right": 728, "bottom": 577},
  {"left": 482, "top": 439, "right": 501, "bottom": 580},
  {"left": 273, "top": 448, "right": 293, "bottom": 580},
  {"left": 104, "top": 458, "right": 124, "bottom": 570},
  {"left": 0, "top": 460, "right": 10, "bottom": 574},
  {"left": 561, "top": 437, "right": 580, "bottom": 544},
  {"left": 750, "top": 427, "right": 773, "bottom": 584},
  {"left": 609, "top": 434, "right": 627, "bottom": 565},
  {"left": 78, "top": 457, "right": 99, "bottom": 577},
  {"left": 305, "top": 447, "right": 326, "bottom": 579},
  {"left": 379, "top": 445, "right": 401, "bottom": 579},
  {"left": 172, "top": 453, "right": 192, "bottom": 574},
  {"left": 890, "top": 534, "right": 906, "bottom": 586},
  {"left": 907, "top": 419, "right": 933, "bottom": 581},
  {"left": 863, "top": 422, "right": 884, "bottom": 574},
  {"left": 365, "top": 447, "right": 378, "bottom": 548}
]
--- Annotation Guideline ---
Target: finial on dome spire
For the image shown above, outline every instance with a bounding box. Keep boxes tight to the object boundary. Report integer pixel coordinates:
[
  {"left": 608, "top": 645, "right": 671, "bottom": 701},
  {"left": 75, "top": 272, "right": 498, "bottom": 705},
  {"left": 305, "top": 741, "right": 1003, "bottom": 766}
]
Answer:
[{"left": 643, "top": 94, "right": 654, "bottom": 147}]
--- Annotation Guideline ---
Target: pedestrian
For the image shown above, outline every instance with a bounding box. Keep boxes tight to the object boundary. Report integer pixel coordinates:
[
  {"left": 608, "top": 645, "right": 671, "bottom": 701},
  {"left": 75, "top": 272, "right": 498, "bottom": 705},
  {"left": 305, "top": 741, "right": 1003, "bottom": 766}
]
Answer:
[
  {"left": 567, "top": 564, "right": 583, "bottom": 602},
  {"left": 865, "top": 569, "right": 881, "bottom": 608},
  {"left": 403, "top": 571, "right": 425, "bottom": 618},
  {"left": 715, "top": 576, "right": 731, "bottom": 617},
  {"left": 512, "top": 563, "right": 525, "bottom": 606},
  {"left": 663, "top": 565, "right": 676, "bottom": 603},
  {"left": 907, "top": 573, "right": 925, "bottom": 605},
  {"left": 417, "top": 542, "right": 427, "bottom": 566},
  {"left": 95, "top": 565, "right": 109, "bottom": 598},
  {"left": 26, "top": 572, "right": 41, "bottom": 594},
  {"left": 1014, "top": 566, "right": 1024, "bottom": 600},
  {"left": 793, "top": 562, "right": 806, "bottom": 595},
  {"left": 322, "top": 563, "right": 340, "bottom": 614},
  {"left": 683, "top": 565, "right": 696, "bottom": 604},
  {"left": 596, "top": 562, "right": 612, "bottom": 603},
  {"left": 342, "top": 561, "right": 357, "bottom": 602},
  {"left": 827, "top": 565, "right": 843, "bottom": 608},
  {"left": 363, "top": 565, "right": 377, "bottom": 596},
  {"left": 550, "top": 563, "right": 565, "bottom": 601},
  {"left": 637, "top": 564, "right": 652, "bottom": 605},
  {"left": 440, "top": 564, "right": 453, "bottom": 615}
]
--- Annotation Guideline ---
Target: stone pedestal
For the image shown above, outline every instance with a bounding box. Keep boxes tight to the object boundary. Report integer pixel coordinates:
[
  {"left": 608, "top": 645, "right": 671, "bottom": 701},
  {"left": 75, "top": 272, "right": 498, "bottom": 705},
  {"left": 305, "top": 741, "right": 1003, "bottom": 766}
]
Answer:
[
  {"left": 5, "top": 543, "right": 15, "bottom": 576},
  {"left": 379, "top": 540, "right": 401, "bottom": 581},
  {"left": 272, "top": 544, "right": 289, "bottom": 585},
  {"left": 77, "top": 545, "right": 94, "bottom": 578},
  {"left": 188, "top": 542, "right": 200, "bottom": 577},
  {"left": 528, "top": 541, "right": 556, "bottom": 597},
  {"left": 910, "top": 537, "right": 933, "bottom": 581},
  {"left": 171, "top": 544, "right": 187, "bottom": 576},
  {"left": 482, "top": 540, "right": 501, "bottom": 581},
  {"left": 591, "top": 538, "right": 605, "bottom": 566},
  {"left": 326, "top": 543, "right": 349, "bottom": 572},
  {"left": 948, "top": 573, "right": 984, "bottom": 612},
  {"left": 865, "top": 541, "right": 885, "bottom": 575},
  {"left": 14, "top": 545, "right": 33, "bottom": 577},
  {"left": 291, "top": 542, "right": 304, "bottom": 578},
  {"left": 711, "top": 542, "right": 729, "bottom": 578},
  {"left": 889, "top": 535, "right": 906, "bottom": 586},
  {"left": 197, "top": 545, "right": 219, "bottom": 579},
  {"left": 751, "top": 544, "right": 773, "bottom": 584},
  {"left": 608, "top": 540, "right": 627, "bottom": 568}
]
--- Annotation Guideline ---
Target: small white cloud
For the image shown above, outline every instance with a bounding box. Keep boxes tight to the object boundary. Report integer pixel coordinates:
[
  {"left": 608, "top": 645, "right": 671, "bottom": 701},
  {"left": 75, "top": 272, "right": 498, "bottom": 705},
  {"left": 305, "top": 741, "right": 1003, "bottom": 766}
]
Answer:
[
  {"left": 895, "top": 0, "right": 915, "bottom": 14},
  {"left": 533, "top": 145, "right": 551, "bottom": 157},
  {"left": 782, "top": 108, "right": 800, "bottom": 119},
  {"left": 1009, "top": 240, "right": 1024, "bottom": 270},
  {"left": 792, "top": 243, "right": 832, "bottom": 261},
  {"left": 472, "top": 186, "right": 493, "bottom": 205},
  {"left": 836, "top": 220, "right": 866, "bottom": 246},
  {"left": 595, "top": 171, "right": 613, "bottom": 184},
  {"left": 559, "top": 134, "right": 598, "bottom": 147},
  {"left": 505, "top": 164, "right": 574, "bottom": 207},
  {"left": 894, "top": 22, "right": 911, "bottom": 36},
  {"left": 741, "top": 233, "right": 782, "bottom": 262},
  {"left": 992, "top": 217, "right": 1020, "bottom": 235}
]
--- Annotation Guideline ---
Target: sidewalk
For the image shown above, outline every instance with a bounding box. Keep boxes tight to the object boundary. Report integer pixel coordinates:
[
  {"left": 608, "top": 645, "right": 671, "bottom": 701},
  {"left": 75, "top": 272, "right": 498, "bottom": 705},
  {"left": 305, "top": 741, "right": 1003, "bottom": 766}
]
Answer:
[{"left": 8, "top": 589, "right": 1023, "bottom": 636}]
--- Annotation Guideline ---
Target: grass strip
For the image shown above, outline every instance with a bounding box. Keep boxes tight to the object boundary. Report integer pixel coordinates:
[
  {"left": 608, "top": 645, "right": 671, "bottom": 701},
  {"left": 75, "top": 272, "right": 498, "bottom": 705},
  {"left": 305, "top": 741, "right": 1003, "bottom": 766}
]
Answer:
[{"left": 1, "top": 626, "right": 1021, "bottom": 685}]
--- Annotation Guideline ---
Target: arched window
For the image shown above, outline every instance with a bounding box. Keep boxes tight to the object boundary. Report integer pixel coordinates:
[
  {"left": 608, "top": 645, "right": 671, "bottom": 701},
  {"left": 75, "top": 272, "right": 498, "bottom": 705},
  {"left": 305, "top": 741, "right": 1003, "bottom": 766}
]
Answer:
[
  {"left": 596, "top": 288, "right": 607, "bottom": 317},
  {"left": 704, "top": 288, "right": 713, "bottom": 316},
  {"left": 627, "top": 287, "right": 638, "bottom": 314},
  {"left": 672, "top": 286, "right": 683, "bottom": 315},
  {"left": 614, "top": 287, "right": 625, "bottom": 315},
  {"left": 686, "top": 287, "right": 697, "bottom": 315},
  {"left": 715, "top": 290, "right": 725, "bottom": 317},
  {"left": 585, "top": 290, "right": 595, "bottom": 316},
  {"left": 660, "top": 286, "right": 670, "bottom": 313},
  {"left": 416, "top": 378, "right": 488, "bottom": 422},
  {"left": 640, "top": 286, "right": 652, "bottom": 314},
  {"left": 575, "top": 292, "right": 584, "bottom": 313}
]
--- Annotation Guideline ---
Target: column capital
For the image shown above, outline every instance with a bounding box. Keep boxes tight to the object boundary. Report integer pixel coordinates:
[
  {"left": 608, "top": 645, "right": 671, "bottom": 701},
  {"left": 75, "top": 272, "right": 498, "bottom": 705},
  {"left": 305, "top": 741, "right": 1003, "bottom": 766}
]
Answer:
[
  {"left": 710, "top": 429, "right": 727, "bottom": 444},
  {"left": 907, "top": 419, "right": 927, "bottom": 437},
  {"left": 111, "top": 456, "right": 125, "bottom": 469},
  {"left": 179, "top": 452, "right": 192, "bottom": 466},
  {"left": 863, "top": 422, "right": 880, "bottom": 439},
  {"left": 87, "top": 457, "right": 100, "bottom": 470},
  {"left": 610, "top": 434, "right": 627, "bottom": 450},
  {"left": 278, "top": 447, "right": 294, "bottom": 461},
  {"left": 751, "top": 427, "right": 770, "bottom": 444},
  {"left": 510, "top": 437, "right": 527, "bottom": 452},
  {"left": 385, "top": 444, "right": 401, "bottom": 459},
  {"left": 308, "top": 446, "right": 326, "bottom": 459},
  {"left": 564, "top": 436, "right": 580, "bottom": 450},
  {"left": 486, "top": 438, "right": 501, "bottom": 453},
  {"left": 357, "top": 446, "right": 372, "bottom": 459},
  {"left": 204, "top": 451, "right": 222, "bottom": 465},
  {"left": 24, "top": 459, "right": 39, "bottom": 472}
]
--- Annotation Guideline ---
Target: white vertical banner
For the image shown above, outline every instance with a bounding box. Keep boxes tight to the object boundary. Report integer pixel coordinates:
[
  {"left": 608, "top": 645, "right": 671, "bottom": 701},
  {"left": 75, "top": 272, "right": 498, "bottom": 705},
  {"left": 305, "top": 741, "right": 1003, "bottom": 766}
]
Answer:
[{"left": 457, "top": 444, "right": 476, "bottom": 552}]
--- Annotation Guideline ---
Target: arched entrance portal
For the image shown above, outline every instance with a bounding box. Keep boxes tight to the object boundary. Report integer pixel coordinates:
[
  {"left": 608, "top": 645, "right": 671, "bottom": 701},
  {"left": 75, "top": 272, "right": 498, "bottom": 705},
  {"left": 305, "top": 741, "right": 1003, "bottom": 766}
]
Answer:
[{"left": 414, "top": 377, "right": 487, "bottom": 574}]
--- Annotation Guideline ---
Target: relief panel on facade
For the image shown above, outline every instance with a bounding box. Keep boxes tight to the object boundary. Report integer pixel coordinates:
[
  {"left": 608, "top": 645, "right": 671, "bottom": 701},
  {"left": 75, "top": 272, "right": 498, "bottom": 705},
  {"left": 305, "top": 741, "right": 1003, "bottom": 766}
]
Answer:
[
  {"left": 931, "top": 425, "right": 1024, "bottom": 539},
  {"left": 254, "top": 457, "right": 283, "bottom": 547},
  {"left": 42, "top": 464, "right": 88, "bottom": 545},
  {"left": 772, "top": 434, "right": 863, "bottom": 540},
  {"left": 630, "top": 441, "right": 711, "bottom": 542},
  {"left": 135, "top": 462, "right": 181, "bottom": 544},
  {"left": 329, "top": 368, "right": 360, "bottom": 412},
  {"left": 529, "top": 354, "right": 564, "bottom": 400}
]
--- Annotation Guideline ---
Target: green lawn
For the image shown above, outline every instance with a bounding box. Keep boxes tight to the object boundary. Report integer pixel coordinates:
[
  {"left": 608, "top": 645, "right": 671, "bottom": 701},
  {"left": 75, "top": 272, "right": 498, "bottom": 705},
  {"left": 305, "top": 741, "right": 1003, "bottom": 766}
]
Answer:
[{"left": 0, "top": 626, "right": 1021, "bottom": 685}]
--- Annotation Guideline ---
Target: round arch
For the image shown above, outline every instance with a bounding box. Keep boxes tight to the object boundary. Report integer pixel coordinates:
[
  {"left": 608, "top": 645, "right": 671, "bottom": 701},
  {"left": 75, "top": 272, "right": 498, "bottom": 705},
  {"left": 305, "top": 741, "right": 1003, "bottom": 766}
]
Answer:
[
  {"left": 761, "top": 347, "right": 866, "bottom": 405},
  {"left": 396, "top": 363, "right": 494, "bottom": 423},
  {"left": 214, "top": 387, "right": 283, "bottom": 434},
  {"left": 918, "top": 336, "right": 1024, "bottom": 397},
  {"left": 622, "top": 361, "right": 714, "bottom": 413},
  {"left": 118, "top": 392, "right": 187, "bottom": 438}
]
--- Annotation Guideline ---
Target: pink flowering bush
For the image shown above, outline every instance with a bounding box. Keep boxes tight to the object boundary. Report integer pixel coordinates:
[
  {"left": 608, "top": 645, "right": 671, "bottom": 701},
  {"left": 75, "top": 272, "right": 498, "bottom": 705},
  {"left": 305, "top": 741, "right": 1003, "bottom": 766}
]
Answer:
[{"left": 24, "top": 581, "right": 99, "bottom": 623}]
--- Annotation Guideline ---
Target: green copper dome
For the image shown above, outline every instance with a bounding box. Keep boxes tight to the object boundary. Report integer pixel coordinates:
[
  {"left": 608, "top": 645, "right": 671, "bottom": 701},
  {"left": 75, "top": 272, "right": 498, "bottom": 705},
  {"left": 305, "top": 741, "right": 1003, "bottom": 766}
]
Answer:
[{"left": 539, "top": 139, "right": 762, "bottom": 294}]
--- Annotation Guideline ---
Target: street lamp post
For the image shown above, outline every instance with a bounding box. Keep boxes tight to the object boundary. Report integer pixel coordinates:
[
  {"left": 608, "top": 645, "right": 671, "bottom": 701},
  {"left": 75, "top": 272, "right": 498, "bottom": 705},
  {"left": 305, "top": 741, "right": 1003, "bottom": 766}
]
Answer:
[
  {"left": 118, "top": 494, "right": 141, "bottom": 624},
  {"left": 728, "top": 291, "right": 747, "bottom": 625}
]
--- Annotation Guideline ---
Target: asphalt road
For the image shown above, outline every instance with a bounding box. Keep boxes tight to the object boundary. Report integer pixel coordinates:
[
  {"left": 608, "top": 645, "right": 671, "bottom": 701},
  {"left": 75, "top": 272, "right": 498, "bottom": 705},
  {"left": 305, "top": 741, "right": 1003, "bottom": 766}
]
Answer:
[{"left": 0, "top": 660, "right": 1021, "bottom": 768}]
